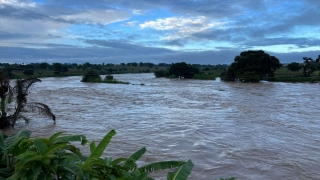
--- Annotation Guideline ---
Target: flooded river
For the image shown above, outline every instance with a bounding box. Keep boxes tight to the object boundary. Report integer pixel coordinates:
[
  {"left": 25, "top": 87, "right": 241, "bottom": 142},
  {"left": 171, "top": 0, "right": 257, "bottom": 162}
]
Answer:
[{"left": 3, "top": 73, "right": 320, "bottom": 180}]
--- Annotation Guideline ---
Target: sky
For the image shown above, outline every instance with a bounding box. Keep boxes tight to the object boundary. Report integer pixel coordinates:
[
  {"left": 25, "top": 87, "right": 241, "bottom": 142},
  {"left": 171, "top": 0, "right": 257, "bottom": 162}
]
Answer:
[{"left": 0, "top": 0, "right": 319, "bottom": 65}]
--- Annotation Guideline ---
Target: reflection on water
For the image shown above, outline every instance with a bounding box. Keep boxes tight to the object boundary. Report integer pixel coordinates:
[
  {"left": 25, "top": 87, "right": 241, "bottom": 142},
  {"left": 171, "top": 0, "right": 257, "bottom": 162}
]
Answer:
[{"left": 3, "top": 74, "right": 320, "bottom": 180}]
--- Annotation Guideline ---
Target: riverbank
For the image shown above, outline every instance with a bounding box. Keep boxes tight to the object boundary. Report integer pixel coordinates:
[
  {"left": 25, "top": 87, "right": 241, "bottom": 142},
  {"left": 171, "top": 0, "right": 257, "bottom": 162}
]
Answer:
[{"left": 6, "top": 65, "right": 320, "bottom": 83}]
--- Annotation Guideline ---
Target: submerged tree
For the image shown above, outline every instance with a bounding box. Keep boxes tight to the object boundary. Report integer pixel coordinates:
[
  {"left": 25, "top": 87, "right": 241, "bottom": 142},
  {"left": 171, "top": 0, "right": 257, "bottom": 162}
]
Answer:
[
  {"left": 222, "top": 50, "right": 281, "bottom": 82},
  {"left": 0, "top": 70, "right": 55, "bottom": 128},
  {"left": 168, "top": 62, "right": 200, "bottom": 78}
]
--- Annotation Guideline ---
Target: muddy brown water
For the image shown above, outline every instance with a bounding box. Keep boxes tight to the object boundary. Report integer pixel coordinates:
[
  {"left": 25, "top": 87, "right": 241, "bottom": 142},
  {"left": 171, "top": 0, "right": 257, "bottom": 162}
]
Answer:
[{"left": 2, "top": 73, "right": 320, "bottom": 180}]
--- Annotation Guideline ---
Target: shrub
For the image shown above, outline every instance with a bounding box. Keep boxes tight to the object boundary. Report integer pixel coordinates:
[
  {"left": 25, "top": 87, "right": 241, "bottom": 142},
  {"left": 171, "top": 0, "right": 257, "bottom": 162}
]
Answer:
[
  {"left": 81, "top": 70, "right": 102, "bottom": 82},
  {"left": 0, "top": 130, "right": 194, "bottom": 180},
  {"left": 105, "top": 75, "right": 114, "bottom": 80},
  {"left": 287, "top": 62, "right": 302, "bottom": 71},
  {"left": 154, "top": 70, "right": 169, "bottom": 77},
  {"left": 193, "top": 74, "right": 216, "bottom": 80}
]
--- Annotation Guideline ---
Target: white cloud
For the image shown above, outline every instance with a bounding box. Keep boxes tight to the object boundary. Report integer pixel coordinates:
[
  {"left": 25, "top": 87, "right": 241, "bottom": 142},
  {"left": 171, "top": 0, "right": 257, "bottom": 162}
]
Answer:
[
  {"left": 0, "top": 0, "right": 37, "bottom": 8},
  {"left": 140, "top": 16, "right": 225, "bottom": 40},
  {"left": 122, "top": 21, "right": 137, "bottom": 26},
  {"left": 59, "top": 9, "right": 131, "bottom": 25}
]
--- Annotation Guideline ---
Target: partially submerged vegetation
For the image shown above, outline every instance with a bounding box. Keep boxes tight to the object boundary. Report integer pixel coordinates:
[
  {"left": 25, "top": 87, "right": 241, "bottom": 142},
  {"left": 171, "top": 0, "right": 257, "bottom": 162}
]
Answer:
[
  {"left": 81, "top": 70, "right": 130, "bottom": 84},
  {"left": 154, "top": 62, "right": 221, "bottom": 80},
  {"left": 0, "top": 130, "right": 194, "bottom": 179},
  {"left": 221, "top": 51, "right": 320, "bottom": 83}
]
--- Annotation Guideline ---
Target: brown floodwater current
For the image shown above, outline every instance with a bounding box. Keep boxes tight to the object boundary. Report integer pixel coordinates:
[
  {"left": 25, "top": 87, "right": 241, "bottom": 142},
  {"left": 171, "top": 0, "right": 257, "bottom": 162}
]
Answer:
[{"left": 2, "top": 73, "right": 320, "bottom": 180}]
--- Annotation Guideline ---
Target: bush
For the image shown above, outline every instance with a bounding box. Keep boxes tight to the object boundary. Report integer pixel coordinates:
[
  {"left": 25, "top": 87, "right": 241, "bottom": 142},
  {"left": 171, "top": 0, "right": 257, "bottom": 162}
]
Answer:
[
  {"left": 193, "top": 74, "right": 216, "bottom": 80},
  {"left": 0, "top": 130, "right": 194, "bottom": 179},
  {"left": 81, "top": 70, "right": 102, "bottom": 82},
  {"left": 105, "top": 75, "right": 114, "bottom": 80},
  {"left": 169, "top": 62, "right": 200, "bottom": 78},
  {"left": 287, "top": 62, "right": 302, "bottom": 71},
  {"left": 154, "top": 70, "right": 169, "bottom": 77}
]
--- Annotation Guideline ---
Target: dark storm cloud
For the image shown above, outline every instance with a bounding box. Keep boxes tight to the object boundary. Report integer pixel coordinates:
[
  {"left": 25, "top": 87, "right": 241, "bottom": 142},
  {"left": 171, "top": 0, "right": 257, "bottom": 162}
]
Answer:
[
  {"left": 0, "top": 31, "right": 37, "bottom": 40},
  {"left": 83, "top": 39, "right": 173, "bottom": 54},
  {"left": 1, "top": 44, "right": 317, "bottom": 65},
  {"left": 243, "top": 37, "right": 320, "bottom": 48}
]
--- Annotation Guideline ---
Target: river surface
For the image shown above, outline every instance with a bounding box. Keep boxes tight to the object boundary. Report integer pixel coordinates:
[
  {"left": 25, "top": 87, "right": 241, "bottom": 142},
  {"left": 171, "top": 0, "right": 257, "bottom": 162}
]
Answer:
[{"left": 3, "top": 73, "right": 320, "bottom": 180}]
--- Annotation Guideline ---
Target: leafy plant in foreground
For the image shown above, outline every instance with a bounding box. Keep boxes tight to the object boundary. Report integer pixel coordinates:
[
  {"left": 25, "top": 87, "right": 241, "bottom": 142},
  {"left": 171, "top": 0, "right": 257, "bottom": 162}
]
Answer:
[{"left": 0, "top": 130, "right": 194, "bottom": 180}]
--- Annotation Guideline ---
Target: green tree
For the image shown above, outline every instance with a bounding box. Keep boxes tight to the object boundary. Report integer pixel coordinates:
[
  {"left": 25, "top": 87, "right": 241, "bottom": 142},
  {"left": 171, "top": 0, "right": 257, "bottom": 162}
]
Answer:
[
  {"left": 52, "top": 63, "right": 63, "bottom": 74},
  {"left": 302, "top": 57, "right": 319, "bottom": 77},
  {"left": 39, "top": 62, "right": 49, "bottom": 69},
  {"left": 223, "top": 50, "right": 281, "bottom": 82},
  {"left": 62, "top": 65, "right": 69, "bottom": 73},
  {"left": 169, "top": 62, "right": 200, "bottom": 78},
  {"left": 287, "top": 62, "right": 302, "bottom": 71},
  {"left": 0, "top": 71, "right": 55, "bottom": 128}
]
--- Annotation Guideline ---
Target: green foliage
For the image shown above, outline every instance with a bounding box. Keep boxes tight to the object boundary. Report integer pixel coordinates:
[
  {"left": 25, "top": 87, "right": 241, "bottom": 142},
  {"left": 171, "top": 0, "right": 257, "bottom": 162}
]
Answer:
[
  {"left": 193, "top": 74, "right": 216, "bottom": 80},
  {"left": 154, "top": 70, "right": 169, "bottom": 78},
  {"left": 167, "top": 160, "right": 194, "bottom": 180},
  {"left": 105, "top": 75, "right": 113, "bottom": 80},
  {"left": 169, "top": 62, "right": 200, "bottom": 78},
  {"left": 302, "top": 56, "right": 320, "bottom": 77},
  {"left": 81, "top": 70, "right": 102, "bottom": 82},
  {"left": 53, "top": 63, "right": 63, "bottom": 74},
  {"left": 287, "top": 62, "right": 302, "bottom": 72},
  {"left": 0, "top": 130, "right": 194, "bottom": 180},
  {"left": 22, "top": 69, "right": 34, "bottom": 76},
  {"left": 223, "top": 50, "right": 281, "bottom": 82}
]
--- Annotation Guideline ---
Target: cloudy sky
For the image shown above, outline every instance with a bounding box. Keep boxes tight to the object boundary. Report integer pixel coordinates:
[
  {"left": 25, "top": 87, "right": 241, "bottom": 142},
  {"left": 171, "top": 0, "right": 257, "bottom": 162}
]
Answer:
[{"left": 0, "top": 0, "right": 319, "bottom": 65}]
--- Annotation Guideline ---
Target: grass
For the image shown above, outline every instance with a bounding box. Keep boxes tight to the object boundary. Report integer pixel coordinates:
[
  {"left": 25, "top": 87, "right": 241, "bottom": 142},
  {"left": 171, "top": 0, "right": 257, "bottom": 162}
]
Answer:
[{"left": 268, "top": 67, "right": 320, "bottom": 82}]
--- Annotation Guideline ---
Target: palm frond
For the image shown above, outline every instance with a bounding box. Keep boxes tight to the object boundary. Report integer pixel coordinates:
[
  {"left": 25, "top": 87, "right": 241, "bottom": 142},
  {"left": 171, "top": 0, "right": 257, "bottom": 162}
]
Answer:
[
  {"left": 24, "top": 102, "right": 56, "bottom": 121},
  {"left": 13, "top": 78, "right": 42, "bottom": 104},
  {"left": 18, "top": 78, "right": 42, "bottom": 92},
  {"left": 15, "top": 114, "right": 31, "bottom": 124}
]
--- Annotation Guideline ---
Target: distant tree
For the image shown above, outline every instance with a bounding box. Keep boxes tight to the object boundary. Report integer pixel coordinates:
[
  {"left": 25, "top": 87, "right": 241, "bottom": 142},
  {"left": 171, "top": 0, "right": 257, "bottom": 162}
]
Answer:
[
  {"left": 62, "top": 65, "right": 69, "bottom": 73},
  {"left": 222, "top": 50, "right": 281, "bottom": 82},
  {"left": 53, "top": 63, "right": 63, "bottom": 74},
  {"left": 302, "top": 56, "right": 320, "bottom": 77},
  {"left": 39, "top": 62, "right": 49, "bottom": 69},
  {"left": 168, "top": 62, "right": 200, "bottom": 78},
  {"left": 287, "top": 62, "right": 302, "bottom": 71},
  {"left": 76, "top": 64, "right": 82, "bottom": 69},
  {"left": 23, "top": 69, "right": 34, "bottom": 76},
  {"left": 83, "top": 62, "right": 91, "bottom": 68},
  {"left": 154, "top": 70, "right": 169, "bottom": 77},
  {"left": 158, "top": 63, "right": 170, "bottom": 66}
]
